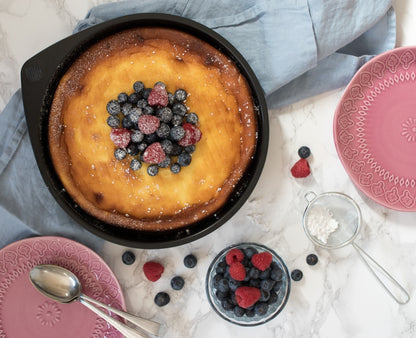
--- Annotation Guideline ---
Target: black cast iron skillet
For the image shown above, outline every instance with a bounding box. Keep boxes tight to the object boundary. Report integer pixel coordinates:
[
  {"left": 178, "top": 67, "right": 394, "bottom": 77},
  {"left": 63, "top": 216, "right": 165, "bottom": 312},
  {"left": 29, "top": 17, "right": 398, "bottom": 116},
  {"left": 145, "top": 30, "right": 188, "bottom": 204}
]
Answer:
[{"left": 20, "top": 13, "right": 269, "bottom": 249}]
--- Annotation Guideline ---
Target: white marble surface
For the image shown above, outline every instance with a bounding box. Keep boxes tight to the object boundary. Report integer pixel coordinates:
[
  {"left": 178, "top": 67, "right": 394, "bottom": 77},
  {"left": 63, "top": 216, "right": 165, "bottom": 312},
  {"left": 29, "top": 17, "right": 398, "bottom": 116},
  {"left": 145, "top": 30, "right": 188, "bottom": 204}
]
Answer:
[{"left": 1, "top": 1, "right": 416, "bottom": 337}]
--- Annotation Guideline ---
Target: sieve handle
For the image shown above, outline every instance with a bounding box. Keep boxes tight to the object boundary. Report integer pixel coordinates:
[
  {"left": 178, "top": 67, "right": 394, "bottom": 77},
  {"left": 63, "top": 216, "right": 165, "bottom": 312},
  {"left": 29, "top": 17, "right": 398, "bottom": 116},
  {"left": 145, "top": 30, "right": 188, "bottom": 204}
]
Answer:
[
  {"left": 352, "top": 242, "right": 410, "bottom": 304},
  {"left": 304, "top": 191, "right": 317, "bottom": 203}
]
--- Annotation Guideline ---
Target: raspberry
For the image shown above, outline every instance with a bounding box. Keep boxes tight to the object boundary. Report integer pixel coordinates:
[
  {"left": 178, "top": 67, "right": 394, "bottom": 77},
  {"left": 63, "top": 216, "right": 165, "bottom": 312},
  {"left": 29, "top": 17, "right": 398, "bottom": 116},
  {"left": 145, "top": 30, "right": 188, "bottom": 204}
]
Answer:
[
  {"left": 143, "top": 142, "right": 166, "bottom": 164},
  {"left": 143, "top": 261, "right": 164, "bottom": 282},
  {"left": 138, "top": 115, "right": 160, "bottom": 135},
  {"left": 225, "top": 248, "right": 244, "bottom": 265},
  {"left": 290, "top": 158, "right": 311, "bottom": 178},
  {"left": 229, "top": 262, "right": 246, "bottom": 281},
  {"left": 147, "top": 83, "right": 168, "bottom": 107},
  {"left": 110, "top": 128, "right": 131, "bottom": 148},
  {"left": 234, "top": 286, "right": 261, "bottom": 309},
  {"left": 178, "top": 123, "right": 202, "bottom": 146},
  {"left": 251, "top": 252, "right": 273, "bottom": 271}
]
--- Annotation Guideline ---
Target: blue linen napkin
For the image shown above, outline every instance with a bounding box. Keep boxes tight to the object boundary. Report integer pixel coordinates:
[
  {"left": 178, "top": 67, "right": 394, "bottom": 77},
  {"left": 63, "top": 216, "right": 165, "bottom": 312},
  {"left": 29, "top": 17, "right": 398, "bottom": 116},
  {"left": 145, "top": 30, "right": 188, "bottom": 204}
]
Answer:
[{"left": 0, "top": 0, "right": 396, "bottom": 252}]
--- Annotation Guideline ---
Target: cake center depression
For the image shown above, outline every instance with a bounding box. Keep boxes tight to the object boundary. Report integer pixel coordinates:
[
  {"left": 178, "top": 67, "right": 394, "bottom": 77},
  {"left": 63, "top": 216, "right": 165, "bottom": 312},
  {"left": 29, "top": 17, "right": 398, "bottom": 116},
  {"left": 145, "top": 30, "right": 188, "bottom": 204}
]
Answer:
[{"left": 48, "top": 27, "right": 257, "bottom": 231}]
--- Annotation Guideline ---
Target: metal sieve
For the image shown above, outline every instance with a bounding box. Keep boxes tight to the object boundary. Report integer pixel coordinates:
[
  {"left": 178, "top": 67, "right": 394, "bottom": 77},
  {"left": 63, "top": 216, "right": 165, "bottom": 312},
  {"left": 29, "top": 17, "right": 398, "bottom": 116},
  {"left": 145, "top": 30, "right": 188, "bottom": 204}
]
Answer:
[{"left": 302, "top": 191, "right": 410, "bottom": 304}]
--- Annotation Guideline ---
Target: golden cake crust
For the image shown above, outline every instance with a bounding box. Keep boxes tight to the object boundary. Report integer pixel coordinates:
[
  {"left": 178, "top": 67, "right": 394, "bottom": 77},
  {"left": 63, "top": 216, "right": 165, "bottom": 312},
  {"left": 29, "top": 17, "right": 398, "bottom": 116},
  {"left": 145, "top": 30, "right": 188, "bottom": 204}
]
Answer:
[{"left": 49, "top": 27, "right": 257, "bottom": 231}]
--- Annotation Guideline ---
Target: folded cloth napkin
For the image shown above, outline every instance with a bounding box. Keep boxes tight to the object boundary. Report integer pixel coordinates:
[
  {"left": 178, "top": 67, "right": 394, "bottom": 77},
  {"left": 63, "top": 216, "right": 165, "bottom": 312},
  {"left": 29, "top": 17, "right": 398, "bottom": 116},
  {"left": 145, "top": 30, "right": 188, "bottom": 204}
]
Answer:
[{"left": 0, "top": 0, "right": 396, "bottom": 253}]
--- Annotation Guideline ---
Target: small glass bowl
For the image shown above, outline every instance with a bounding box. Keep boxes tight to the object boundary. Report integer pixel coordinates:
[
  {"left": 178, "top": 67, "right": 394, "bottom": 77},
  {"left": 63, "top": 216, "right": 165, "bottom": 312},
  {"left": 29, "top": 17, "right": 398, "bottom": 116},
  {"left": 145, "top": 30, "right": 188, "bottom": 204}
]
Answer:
[{"left": 205, "top": 242, "right": 290, "bottom": 326}]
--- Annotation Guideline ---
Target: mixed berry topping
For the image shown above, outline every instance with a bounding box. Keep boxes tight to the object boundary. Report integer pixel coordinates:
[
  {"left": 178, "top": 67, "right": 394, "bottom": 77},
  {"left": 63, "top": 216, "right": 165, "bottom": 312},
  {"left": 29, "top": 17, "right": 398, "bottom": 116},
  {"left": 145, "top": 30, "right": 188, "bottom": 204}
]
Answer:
[
  {"left": 106, "top": 81, "right": 202, "bottom": 176},
  {"left": 211, "top": 246, "right": 286, "bottom": 318}
]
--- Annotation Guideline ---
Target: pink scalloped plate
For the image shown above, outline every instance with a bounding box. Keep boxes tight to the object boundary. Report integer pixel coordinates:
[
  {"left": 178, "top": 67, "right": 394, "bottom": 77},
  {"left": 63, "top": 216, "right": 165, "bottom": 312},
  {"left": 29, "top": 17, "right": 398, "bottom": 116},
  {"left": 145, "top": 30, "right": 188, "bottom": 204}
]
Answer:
[
  {"left": 0, "top": 236, "right": 125, "bottom": 338},
  {"left": 334, "top": 46, "right": 416, "bottom": 211}
]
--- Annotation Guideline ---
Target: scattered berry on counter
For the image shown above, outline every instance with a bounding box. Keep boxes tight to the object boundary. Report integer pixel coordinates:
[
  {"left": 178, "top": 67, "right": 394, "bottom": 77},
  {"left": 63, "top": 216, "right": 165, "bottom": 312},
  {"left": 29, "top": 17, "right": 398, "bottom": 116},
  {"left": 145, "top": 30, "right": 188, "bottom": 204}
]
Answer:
[
  {"left": 154, "top": 292, "right": 170, "bottom": 307},
  {"left": 291, "top": 269, "right": 303, "bottom": 281},
  {"left": 306, "top": 254, "right": 318, "bottom": 266},
  {"left": 184, "top": 254, "right": 198, "bottom": 268},
  {"left": 121, "top": 251, "right": 136, "bottom": 265},
  {"left": 171, "top": 276, "right": 185, "bottom": 290},
  {"left": 251, "top": 252, "right": 273, "bottom": 271},
  {"left": 143, "top": 261, "right": 165, "bottom": 282},
  {"left": 290, "top": 158, "right": 311, "bottom": 178},
  {"left": 298, "top": 146, "right": 311, "bottom": 159}
]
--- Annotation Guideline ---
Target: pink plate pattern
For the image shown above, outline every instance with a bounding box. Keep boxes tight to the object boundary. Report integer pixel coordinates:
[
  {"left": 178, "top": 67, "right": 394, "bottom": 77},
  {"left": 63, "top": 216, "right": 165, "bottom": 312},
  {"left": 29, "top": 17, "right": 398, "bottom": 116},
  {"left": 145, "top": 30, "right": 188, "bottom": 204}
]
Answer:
[
  {"left": 334, "top": 46, "right": 416, "bottom": 211},
  {"left": 0, "top": 236, "right": 125, "bottom": 338}
]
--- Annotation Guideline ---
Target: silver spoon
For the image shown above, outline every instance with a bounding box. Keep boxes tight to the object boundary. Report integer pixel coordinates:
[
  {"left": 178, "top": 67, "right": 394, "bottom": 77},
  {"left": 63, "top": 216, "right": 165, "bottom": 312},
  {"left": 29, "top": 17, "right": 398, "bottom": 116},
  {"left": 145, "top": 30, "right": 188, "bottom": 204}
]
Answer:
[{"left": 29, "top": 264, "right": 160, "bottom": 338}]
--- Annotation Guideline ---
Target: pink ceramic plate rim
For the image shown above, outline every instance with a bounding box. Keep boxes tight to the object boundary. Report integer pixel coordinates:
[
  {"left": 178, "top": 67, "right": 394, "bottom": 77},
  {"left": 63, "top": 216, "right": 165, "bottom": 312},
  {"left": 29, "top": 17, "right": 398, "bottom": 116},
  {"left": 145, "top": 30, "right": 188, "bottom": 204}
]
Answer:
[
  {"left": 0, "top": 236, "right": 125, "bottom": 338},
  {"left": 334, "top": 46, "right": 416, "bottom": 211}
]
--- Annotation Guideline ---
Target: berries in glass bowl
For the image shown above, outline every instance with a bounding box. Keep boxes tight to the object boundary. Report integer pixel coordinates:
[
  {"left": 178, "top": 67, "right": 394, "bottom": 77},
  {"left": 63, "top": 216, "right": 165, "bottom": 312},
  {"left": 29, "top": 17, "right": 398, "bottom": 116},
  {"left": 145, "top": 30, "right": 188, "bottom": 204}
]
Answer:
[{"left": 205, "top": 243, "right": 290, "bottom": 326}]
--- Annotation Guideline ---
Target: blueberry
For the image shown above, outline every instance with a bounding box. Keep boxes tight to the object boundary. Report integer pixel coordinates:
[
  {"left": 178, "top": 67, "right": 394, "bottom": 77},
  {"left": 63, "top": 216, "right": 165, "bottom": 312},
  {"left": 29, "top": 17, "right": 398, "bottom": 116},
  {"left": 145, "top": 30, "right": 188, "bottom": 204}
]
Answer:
[
  {"left": 114, "top": 148, "right": 127, "bottom": 160},
  {"left": 267, "top": 291, "right": 278, "bottom": 305},
  {"left": 142, "top": 88, "right": 152, "bottom": 99},
  {"left": 170, "top": 143, "right": 183, "bottom": 156},
  {"left": 156, "top": 123, "right": 170, "bottom": 139},
  {"left": 122, "top": 103, "right": 133, "bottom": 116},
  {"left": 106, "top": 100, "right": 121, "bottom": 115},
  {"left": 174, "top": 88, "right": 187, "bottom": 102},
  {"left": 128, "top": 108, "right": 141, "bottom": 122},
  {"left": 170, "top": 163, "right": 181, "bottom": 174},
  {"left": 260, "top": 279, "right": 275, "bottom": 291},
  {"left": 158, "top": 156, "right": 171, "bottom": 168},
  {"left": 184, "top": 254, "right": 197, "bottom": 268},
  {"left": 228, "top": 279, "right": 240, "bottom": 292},
  {"left": 259, "top": 289, "right": 270, "bottom": 302},
  {"left": 157, "top": 107, "right": 173, "bottom": 123},
  {"left": 170, "top": 126, "right": 185, "bottom": 141},
  {"left": 130, "top": 159, "right": 142, "bottom": 171},
  {"left": 131, "top": 130, "right": 144, "bottom": 143},
  {"left": 154, "top": 292, "right": 170, "bottom": 307},
  {"left": 246, "top": 309, "right": 256, "bottom": 317},
  {"left": 142, "top": 105, "right": 154, "bottom": 115},
  {"left": 126, "top": 143, "right": 139, "bottom": 156},
  {"left": 259, "top": 268, "right": 271, "bottom": 280},
  {"left": 185, "top": 112, "right": 198, "bottom": 124},
  {"left": 184, "top": 145, "right": 195, "bottom": 154},
  {"left": 122, "top": 116, "right": 134, "bottom": 129},
  {"left": 145, "top": 133, "right": 159, "bottom": 144},
  {"left": 107, "top": 115, "right": 120, "bottom": 128},
  {"left": 171, "top": 114, "right": 183, "bottom": 126},
  {"left": 244, "top": 247, "right": 258, "bottom": 259},
  {"left": 133, "top": 81, "right": 144, "bottom": 93},
  {"left": 171, "top": 276, "right": 185, "bottom": 290},
  {"left": 172, "top": 102, "right": 187, "bottom": 116},
  {"left": 249, "top": 278, "right": 261, "bottom": 288},
  {"left": 167, "top": 92, "right": 175, "bottom": 106},
  {"left": 154, "top": 81, "right": 166, "bottom": 89},
  {"left": 128, "top": 92, "right": 141, "bottom": 104},
  {"left": 217, "top": 279, "right": 229, "bottom": 293},
  {"left": 137, "top": 142, "right": 148, "bottom": 152},
  {"left": 291, "top": 269, "right": 303, "bottom": 281},
  {"left": 137, "top": 99, "right": 148, "bottom": 109},
  {"left": 221, "top": 299, "right": 234, "bottom": 311},
  {"left": 121, "top": 251, "right": 135, "bottom": 265},
  {"left": 178, "top": 153, "right": 192, "bottom": 167},
  {"left": 298, "top": 146, "right": 311, "bottom": 159},
  {"left": 117, "top": 92, "right": 128, "bottom": 104},
  {"left": 215, "top": 290, "right": 228, "bottom": 302},
  {"left": 270, "top": 267, "right": 284, "bottom": 281},
  {"left": 233, "top": 306, "right": 245, "bottom": 317},
  {"left": 160, "top": 139, "right": 173, "bottom": 154},
  {"left": 306, "top": 254, "right": 318, "bottom": 266},
  {"left": 272, "top": 280, "right": 283, "bottom": 292},
  {"left": 213, "top": 274, "right": 223, "bottom": 289},
  {"left": 147, "top": 164, "right": 159, "bottom": 176},
  {"left": 248, "top": 267, "right": 260, "bottom": 280},
  {"left": 216, "top": 261, "right": 227, "bottom": 274},
  {"left": 254, "top": 302, "right": 268, "bottom": 316}
]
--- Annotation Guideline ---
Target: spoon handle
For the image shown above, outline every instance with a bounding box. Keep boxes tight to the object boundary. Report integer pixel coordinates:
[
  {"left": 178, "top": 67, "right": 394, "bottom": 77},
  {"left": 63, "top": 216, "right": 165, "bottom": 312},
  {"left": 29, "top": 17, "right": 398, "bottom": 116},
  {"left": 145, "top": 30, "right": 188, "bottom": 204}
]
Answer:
[
  {"left": 79, "top": 298, "right": 148, "bottom": 338},
  {"left": 81, "top": 293, "right": 160, "bottom": 337}
]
